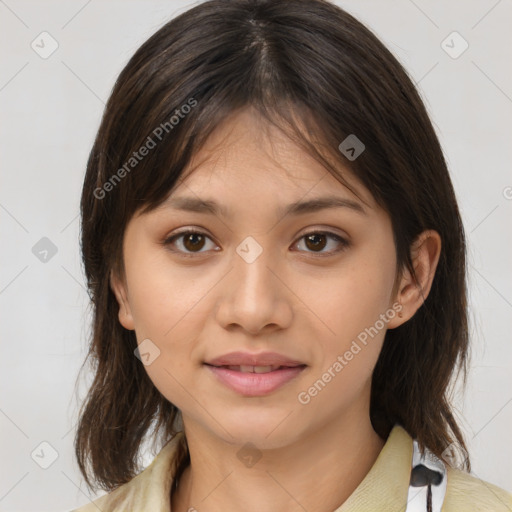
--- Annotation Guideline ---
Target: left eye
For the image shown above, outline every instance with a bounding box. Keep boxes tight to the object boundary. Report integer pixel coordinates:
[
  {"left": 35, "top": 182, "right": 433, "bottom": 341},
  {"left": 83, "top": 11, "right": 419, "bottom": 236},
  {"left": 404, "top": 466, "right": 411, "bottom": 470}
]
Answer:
[
  {"left": 294, "top": 231, "right": 349, "bottom": 255},
  {"left": 163, "top": 230, "right": 349, "bottom": 256}
]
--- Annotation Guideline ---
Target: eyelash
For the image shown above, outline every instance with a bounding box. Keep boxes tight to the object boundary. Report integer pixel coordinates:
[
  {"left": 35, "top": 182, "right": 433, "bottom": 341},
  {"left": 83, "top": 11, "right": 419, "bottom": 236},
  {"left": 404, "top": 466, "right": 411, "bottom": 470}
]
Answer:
[{"left": 162, "top": 229, "right": 350, "bottom": 258}]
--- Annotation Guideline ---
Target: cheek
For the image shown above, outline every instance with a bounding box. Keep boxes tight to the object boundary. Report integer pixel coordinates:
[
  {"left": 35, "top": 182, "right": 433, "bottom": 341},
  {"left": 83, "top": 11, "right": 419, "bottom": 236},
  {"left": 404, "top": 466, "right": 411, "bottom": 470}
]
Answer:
[
  {"left": 125, "top": 252, "right": 205, "bottom": 335},
  {"left": 310, "top": 252, "right": 396, "bottom": 372},
  {"left": 318, "top": 261, "right": 395, "bottom": 336},
  {"left": 298, "top": 269, "right": 393, "bottom": 412},
  {"left": 128, "top": 282, "right": 203, "bottom": 409},
  {"left": 123, "top": 255, "right": 213, "bottom": 404}
]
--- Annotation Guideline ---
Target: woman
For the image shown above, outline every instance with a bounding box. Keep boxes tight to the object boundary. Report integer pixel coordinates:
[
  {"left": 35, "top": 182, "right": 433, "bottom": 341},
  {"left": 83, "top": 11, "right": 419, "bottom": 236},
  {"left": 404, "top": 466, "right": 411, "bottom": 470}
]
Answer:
[{"left": 71, "top": 0, "right": 512, "bottom": 510}]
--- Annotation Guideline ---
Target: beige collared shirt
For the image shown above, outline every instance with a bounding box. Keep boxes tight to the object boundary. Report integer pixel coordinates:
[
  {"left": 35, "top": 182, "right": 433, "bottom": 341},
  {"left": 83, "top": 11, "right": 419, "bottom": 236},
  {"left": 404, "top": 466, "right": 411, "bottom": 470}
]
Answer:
[{"left": 71, "top": 425, "right": 512, "bottom": 511}]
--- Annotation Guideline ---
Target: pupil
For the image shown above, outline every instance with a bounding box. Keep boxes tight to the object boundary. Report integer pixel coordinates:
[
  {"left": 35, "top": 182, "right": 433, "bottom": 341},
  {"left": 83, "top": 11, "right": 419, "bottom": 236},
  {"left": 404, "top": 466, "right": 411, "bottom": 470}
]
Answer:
[
  {"left": 306, "top": 234, "right": 326, "bottom": 251},
  {"left": 185, "top": 233, "right": 205, "bottom": 251}
]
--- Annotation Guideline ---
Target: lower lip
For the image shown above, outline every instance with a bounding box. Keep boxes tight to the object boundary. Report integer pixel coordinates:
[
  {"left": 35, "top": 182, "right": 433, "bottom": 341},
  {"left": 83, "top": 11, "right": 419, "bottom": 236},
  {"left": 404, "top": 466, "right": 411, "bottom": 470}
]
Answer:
[{"left": 205, "top": 364, "right": 306, "bottom": 396}]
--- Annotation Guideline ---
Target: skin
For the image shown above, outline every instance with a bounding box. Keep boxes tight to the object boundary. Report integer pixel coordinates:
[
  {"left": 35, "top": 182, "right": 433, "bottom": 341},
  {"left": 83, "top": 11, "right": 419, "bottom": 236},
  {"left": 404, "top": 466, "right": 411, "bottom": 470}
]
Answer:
[{"left": 110, "top": 107, "right": 441, "bottom": 512}]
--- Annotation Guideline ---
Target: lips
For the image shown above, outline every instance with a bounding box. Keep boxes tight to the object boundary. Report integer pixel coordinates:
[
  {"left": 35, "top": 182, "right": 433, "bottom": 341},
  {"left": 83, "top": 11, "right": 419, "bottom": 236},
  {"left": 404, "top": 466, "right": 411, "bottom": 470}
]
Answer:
[
  {"left": 205, "top": 351, "right": 305, "bottom": 368},
  {"left": 222, "top": 365, "right": 282, "bottom": 373},
  {"left": 204, "top": 351, "right": 307, "bottom": 396}
]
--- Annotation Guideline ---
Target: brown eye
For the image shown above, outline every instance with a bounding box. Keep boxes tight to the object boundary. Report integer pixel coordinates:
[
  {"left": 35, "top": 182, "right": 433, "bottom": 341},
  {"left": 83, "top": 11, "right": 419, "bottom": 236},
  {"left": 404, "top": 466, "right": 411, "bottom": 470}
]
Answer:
[
  {"left": 295, "top": 231, "right": 349, "bottom": 256},
  {"left": 183, "top": 232, "right": 206, "bottom": 252},
  {"left": 304, "top": 233, "right": 328, "bottom": 252},
  {"left": 163, "top": 230, "right": 217, "bottom": 256}
]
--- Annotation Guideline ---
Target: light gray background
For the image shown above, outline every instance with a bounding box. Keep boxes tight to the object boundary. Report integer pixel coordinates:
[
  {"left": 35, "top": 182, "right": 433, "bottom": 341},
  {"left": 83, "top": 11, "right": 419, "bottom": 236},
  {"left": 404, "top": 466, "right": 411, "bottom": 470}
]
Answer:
[{"left": 1, "top": 1, "right": 511, "bottom": 511}]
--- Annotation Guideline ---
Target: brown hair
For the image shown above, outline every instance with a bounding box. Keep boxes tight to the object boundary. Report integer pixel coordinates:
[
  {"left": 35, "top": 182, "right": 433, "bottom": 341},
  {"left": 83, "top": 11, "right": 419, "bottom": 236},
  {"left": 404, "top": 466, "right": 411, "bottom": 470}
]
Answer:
[{"left": 75, "top": 0, "right": 470, "bottom": 492}]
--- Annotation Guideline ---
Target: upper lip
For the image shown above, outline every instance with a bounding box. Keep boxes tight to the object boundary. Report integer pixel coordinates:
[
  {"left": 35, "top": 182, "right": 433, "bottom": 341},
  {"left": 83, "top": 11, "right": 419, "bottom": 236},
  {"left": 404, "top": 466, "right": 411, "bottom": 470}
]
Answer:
[{"left": 204, "top": 351, "right": 306, "bottom": 367}]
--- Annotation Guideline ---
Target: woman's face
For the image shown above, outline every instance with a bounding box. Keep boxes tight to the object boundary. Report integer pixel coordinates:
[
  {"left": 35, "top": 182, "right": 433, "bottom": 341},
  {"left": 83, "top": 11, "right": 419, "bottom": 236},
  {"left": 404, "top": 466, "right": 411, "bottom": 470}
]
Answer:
[{"left": 111, "top": 108, "right": 401, "bottom": 448}]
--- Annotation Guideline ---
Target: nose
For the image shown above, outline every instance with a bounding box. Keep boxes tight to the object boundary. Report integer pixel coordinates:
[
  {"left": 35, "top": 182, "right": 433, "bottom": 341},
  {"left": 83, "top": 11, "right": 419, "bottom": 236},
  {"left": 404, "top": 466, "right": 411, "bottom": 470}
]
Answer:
[{"left": 214, "top": 241, "right": 293, "bottom": 336}]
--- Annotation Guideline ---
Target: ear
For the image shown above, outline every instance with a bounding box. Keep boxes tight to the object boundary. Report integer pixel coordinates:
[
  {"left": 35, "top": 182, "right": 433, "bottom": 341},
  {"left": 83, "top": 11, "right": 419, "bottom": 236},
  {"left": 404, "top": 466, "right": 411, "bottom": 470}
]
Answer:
[
  {"left": 109, "top": 269, "right": 135, "bottom": 330},
  {"left": 387, "top": 229, "right": 442, "bottom": 329}
]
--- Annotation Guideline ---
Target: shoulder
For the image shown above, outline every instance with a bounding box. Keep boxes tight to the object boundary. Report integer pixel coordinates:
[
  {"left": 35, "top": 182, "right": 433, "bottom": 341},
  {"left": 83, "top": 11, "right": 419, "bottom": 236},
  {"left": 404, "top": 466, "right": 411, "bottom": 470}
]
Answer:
[
  {"left": 443, "top": 466, "right": 512, "bottom": 511},
  {"left": 68, "top": 432, "right": 187, "bottom": 512},
  {"left": 68, "top": 485, "right": 127, "bottom": 512},
  {"left": 67, "top": 471, "right": 161, "bottom": 512}
]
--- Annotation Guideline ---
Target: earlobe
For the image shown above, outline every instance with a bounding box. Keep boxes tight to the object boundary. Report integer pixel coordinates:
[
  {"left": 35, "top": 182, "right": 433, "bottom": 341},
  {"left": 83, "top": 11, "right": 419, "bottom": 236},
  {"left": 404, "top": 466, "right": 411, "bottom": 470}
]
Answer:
[
  {"left": 109, "top": 270, "right": 135, "bottom": 331},
  {"left": 387, "top": 230, "right": 442, "bottom": 329}
]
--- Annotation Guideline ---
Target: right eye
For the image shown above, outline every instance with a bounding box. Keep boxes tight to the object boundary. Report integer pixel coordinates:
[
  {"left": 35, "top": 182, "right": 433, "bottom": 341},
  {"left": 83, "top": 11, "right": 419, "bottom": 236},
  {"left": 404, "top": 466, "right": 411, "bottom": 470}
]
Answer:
[{"left": 163, "top": 230, "right": 220, "bottom": 257}]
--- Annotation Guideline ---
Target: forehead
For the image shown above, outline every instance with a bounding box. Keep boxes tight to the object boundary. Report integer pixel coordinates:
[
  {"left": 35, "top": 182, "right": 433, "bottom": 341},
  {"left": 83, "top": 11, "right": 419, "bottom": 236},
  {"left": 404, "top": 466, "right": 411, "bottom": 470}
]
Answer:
[{"left": 173, "top": 107, "right": 376, "bottom": 209}]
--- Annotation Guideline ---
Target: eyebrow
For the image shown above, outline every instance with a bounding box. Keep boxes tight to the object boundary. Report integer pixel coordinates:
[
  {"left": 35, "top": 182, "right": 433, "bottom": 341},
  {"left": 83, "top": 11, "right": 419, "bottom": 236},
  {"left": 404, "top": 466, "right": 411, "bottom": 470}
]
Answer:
[{"left": 159, "top": 195, "right": 368, "bottom": 217}]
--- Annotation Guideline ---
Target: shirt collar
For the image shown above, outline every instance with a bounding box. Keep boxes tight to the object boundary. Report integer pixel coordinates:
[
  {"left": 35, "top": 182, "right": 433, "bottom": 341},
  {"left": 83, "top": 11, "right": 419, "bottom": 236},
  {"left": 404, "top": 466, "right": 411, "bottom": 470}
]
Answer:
[
  {"left": 100, "top": 425, "right": 412, "bottom": 511},
  {"left": 336, "top": 424, "right": 413, "bottom": 511}
]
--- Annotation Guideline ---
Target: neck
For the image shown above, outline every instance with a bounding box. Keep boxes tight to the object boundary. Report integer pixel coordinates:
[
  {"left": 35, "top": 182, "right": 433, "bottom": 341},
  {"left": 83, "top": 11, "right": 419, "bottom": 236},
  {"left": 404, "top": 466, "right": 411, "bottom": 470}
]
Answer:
[{"left": 170, "top": 414, "right": 385, "bottom": 512}]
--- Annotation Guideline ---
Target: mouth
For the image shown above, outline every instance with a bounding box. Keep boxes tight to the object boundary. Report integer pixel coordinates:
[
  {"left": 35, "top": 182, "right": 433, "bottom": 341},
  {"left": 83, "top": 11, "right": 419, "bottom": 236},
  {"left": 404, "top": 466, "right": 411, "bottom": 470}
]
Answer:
[
  {"left": 204, "top": 363, "right": 307, "bottom": 396},
  {"left": 205, "top": 364, "right": 301, "bottom": 373}
]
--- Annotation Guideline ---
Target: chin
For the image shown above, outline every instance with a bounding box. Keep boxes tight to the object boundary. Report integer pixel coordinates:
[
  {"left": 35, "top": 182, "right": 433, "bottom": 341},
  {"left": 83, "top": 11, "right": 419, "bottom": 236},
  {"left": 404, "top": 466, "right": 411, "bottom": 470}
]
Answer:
[{"left": 210, "top": 406, "right": 305, "bottom": 448}]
